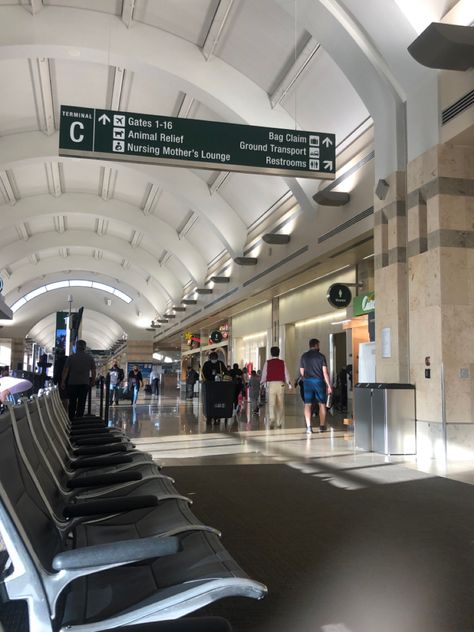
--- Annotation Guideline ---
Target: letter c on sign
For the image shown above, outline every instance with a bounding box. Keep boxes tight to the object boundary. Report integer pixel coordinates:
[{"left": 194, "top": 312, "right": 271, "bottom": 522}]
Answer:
[{"left": 70, "top": 121, "right": 84, "bottom": 143}]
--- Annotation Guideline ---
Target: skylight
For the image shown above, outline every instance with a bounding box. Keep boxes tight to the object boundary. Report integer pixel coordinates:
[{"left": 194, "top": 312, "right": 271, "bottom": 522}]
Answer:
[{"left": 10, "top": 280, "right": 133, "bottom": 313}]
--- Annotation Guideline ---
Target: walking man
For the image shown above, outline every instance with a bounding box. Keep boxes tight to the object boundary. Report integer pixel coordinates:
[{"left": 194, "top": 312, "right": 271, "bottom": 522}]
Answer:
[
  {"left": 108, "top": 361, "right": 124, "bottom": 405},
  {"left": 149, "top": 365, "right": 160, "bottom": 397},
  {"left": 61, "top": 340, "right": 96, "bottom": 421},
  {"left": 299, "top": 338, "right": 332, "bottom": 434},
  {"left": 260, "top": 346, "right": 291, "bottom": 429}
]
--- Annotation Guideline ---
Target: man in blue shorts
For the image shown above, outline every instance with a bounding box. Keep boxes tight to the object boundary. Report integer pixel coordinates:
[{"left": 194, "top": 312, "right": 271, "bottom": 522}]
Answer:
[{"left": 299, "top": 338, "right": 333, "bottom": 434}]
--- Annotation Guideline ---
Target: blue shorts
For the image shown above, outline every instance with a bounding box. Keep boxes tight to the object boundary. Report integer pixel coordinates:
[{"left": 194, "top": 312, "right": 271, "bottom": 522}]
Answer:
[{"left": 303, "top": 377, "right": 326, "bottom": 404}]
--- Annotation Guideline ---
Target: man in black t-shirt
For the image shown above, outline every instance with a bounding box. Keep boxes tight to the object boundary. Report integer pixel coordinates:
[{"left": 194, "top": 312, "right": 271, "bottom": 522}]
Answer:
[{"left": 299, "top": 338, "right": 332, "bottom": 434}]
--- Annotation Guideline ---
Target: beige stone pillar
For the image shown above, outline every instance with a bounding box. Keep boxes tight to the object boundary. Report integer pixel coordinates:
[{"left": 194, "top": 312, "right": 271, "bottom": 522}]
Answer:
[
  {"left": 407, "top": 140, "right": 474, "bottom": 457},
  {"left": 123, "top": 339, "right": 154, "bottom": 371},
  {"left": 374, "top": 172, "right": 410, "bottom": 382},
  {"left": 10, "top": 338, "right": 25, "bottom": 372}
]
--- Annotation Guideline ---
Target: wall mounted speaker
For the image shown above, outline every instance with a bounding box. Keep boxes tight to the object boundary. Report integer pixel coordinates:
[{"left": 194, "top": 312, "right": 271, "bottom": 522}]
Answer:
[{"left": 375, "top": 179, "right": 390, "bottom": 201}]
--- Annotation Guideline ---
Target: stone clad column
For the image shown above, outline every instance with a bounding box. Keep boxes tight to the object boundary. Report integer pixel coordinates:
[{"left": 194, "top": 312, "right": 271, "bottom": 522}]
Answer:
[
  {"left": 10, "top": 338, "right": 24, "bottom": 372},
  {"left": 374, "top": 172, "right": 410, "bottom": 383},
  {"left": 407, "top": 141, "right": 474, "bottom": 458}
]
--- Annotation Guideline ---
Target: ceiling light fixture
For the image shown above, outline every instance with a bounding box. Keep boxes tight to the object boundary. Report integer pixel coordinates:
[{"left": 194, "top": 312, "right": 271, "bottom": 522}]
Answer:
[
  {"left": 407, "top": 22, "right": 474, "bottom": 71},
  {"left": 234, "top": 257, "right": 258, "bottom": 266},
  {"left": 262, "top": 234, "right": 291, "bottom": 245},
  {"left": 210, "top": 276, "right": 231, "bottom": 283},
  {"left": 313, "top": 190, "right": 351, "bottom": 206}
]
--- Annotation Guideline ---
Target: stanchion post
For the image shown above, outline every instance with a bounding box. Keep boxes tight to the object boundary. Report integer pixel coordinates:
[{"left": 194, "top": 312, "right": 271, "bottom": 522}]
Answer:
[
  {"left": 104, "top": 372, "right": 111, "bottom": 425},
  {"left": 99, "top": 375, "right": 104, "bottom": 420},
  {"left": 87, "top": 382, "right": 92, "bottom": 416}
]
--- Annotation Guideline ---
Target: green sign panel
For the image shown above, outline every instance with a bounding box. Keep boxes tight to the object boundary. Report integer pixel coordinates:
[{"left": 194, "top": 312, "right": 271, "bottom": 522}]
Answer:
[
  {"left": 59, "top": 105, "right": 336, "bottom": 179},
  {"left": 353, "top": 291, "right": 375, "bottom": 316}
]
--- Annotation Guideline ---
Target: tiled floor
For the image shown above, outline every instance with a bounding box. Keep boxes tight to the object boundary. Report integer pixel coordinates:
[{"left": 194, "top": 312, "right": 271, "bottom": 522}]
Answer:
[{"left": 103, "top": 393, "right": 474, "bottom": 486}]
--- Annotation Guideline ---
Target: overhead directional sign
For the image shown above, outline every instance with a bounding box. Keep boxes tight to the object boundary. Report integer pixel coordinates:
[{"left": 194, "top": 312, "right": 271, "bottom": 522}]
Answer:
[{"left": 59, "top": 105, "right": 336, "bottom": 179}]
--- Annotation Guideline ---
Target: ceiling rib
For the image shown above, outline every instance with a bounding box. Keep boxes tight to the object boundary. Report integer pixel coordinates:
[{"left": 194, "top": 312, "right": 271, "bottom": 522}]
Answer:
[
  {"left": 31, "top": 58, "right": 55, "bottom": 135},
  {"left": 23, "top": 0, "right": 43, "bottom": 15},
  {"left": 110, "top": 67, "right": 125, "bottom": 110},
  {"left": 100, "top": 167, "right": 114, "bottom": 200},
  {"left": 202, "top": 0, "right": 235, "bottom": 60},
  {"left": 95, "top": 218, "right": 109, "bottom": 237},
  {"left": 177, "top": 93, "right": 195, "bottom": 118},
  {"left": 0, "top": 170, "right": 17, "bottom": 205},
  {"left": 177, "top": 211, "right": 198, "bottom": 240},
  {"left": 45, "top": 162, "right": 62, "bottom": 197},
  {"left": 121, "top": 0, "right": 135, "bottom": 28},
  {"left": 159, "top": 250, "right": 171, "bottom": 267},
  {"left": 53, "top": 216, "right": 66, "bottom": 234},
  {"left": 129, "top": 230, "right": 143, "bottom": 248},
  {"left": 141, "top": 184, "right": 162, "bottom": 215},
  {"left": 208, "top": 171, "right": 230, "bottom": 195},
  {"left": 16, "top": 223, "right": 30, "bottom": 241},
  {"left": 270, "top": 38, "right": 321, "bottom": 108}
]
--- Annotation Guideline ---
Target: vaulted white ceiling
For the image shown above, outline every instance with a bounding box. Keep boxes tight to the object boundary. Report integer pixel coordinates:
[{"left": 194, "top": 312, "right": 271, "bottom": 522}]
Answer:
[{"left": 0, "top": 0, "right": 466, "bottom": 349}]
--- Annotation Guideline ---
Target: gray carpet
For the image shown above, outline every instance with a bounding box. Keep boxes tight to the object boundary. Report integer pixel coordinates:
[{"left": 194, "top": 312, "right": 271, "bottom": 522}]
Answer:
[{"left": 167, "top": 462, "right": 474, "bottom": 632}]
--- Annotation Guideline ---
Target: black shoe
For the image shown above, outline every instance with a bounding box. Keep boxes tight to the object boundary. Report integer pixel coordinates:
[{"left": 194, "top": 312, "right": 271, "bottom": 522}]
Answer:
[{"left": 319, "top": 425, "right": 327, "bottom": 433}]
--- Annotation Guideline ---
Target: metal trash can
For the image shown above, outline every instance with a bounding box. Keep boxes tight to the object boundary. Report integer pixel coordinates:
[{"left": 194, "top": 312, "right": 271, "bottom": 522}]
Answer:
[{"left": 354, "top": 383, "right": 416, "bottom": 455}]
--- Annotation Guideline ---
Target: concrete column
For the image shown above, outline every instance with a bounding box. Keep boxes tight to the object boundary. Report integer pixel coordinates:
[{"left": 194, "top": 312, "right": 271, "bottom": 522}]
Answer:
[
  {"left": 10, "top": 338, "right": 25, "bottom": 372},
  {"left": 374, "top": 172, "right": 410, "bottom": 382},
  {"left": 407, "top": 140, "right": 474, "bottom": 458},
  {"left": 123, "top": 339, "right": 154, "bottom": 370}
]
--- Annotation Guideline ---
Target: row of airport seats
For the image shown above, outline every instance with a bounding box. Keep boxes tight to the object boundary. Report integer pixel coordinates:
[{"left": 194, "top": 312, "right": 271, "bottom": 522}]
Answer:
[{"left": 0, "top": 387, "right": 267, "bottom": 631}]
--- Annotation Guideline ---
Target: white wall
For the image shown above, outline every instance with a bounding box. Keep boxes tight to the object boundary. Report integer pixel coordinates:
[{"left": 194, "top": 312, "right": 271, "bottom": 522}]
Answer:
[
  {"left": 280, "top": 269, "right": 356, "bottom": 377},
  {"left": 232, "top": 303, "right": 272, "bottom": 337},
  {"left": 0, "top": 340, "right": 11, "bottom": 367},
  {"left": 232, "top": 303, "right": 271, "bottom": 367},
  {"left": 279, "top": 269, "right": 356, "bottom": 324}
]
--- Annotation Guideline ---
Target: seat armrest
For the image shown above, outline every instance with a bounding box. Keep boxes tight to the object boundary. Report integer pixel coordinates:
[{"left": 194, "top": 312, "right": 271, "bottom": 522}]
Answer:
[
  {"left": 70, "top": 454, "right": 134, "bottom": 468},
  {"left": 67, "top": 471, "right": 142, "bottom": 489},
  {"left": 52, "top": 535, "right": 180, "bottom": 570},
  {"left": 73, "top": 444, "right": 128, "bottom": 456},
  {"left": 72, "top": 435, "right": 124, "bottom": 446},
  {"left": 63, "top": 494, "right": 158, "bottom": 518}
]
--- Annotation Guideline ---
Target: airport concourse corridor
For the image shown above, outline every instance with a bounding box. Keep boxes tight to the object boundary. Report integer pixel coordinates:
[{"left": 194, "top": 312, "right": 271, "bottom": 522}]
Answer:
[{"left": 104, "top": 392, "right": 474, "bottom": 632}]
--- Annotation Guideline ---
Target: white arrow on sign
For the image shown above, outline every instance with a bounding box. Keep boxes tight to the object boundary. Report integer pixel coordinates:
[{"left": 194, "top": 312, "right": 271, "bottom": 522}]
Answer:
[
  {"left": 322, "top": 137, "right": 333, "bottom": 147},
  {"left": 323, "top": 160, "right": 333, "bottom": 170},
  {"left": 98, "top": 114, "right": 111, "bottom": 125}
]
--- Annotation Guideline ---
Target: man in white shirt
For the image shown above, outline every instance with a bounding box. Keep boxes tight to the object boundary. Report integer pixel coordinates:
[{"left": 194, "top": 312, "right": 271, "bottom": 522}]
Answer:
[{"left": 149, "top": 366, "right": 160, "bottom": 397}]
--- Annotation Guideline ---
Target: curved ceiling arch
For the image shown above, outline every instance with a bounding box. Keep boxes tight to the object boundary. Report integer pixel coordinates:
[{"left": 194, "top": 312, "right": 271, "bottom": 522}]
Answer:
[
  {"left": 28, "top": 311, "right": 119, "bottom": 347},
  {"left": 0, "top": 5, "right": 300, "bottom": 128},
  {"left": 274, "top": 0, "right": 439, "bottom": 175},
  {"left": 28, "top": 309, "right": 124, "bottom": 350},
  {"left": 0, "top": 231, "right": 183, "bottom": 304},
  {"left": 4, "top": 286, "right": 155, "bottom": 342},
  {"left": 0, "top": 194, "right": 207, "bottom": 284},
  {"left": 4, "top": 274, "right": 159, "bottom": 319},
  {"left": 0, "top": 5, "right": 322, "bottom": 223},
  {"left": 2, "top": 257, "right": 167, "bottom": 314},
  {"left": 0, "top": 132, "right": 245, "bottom": 257}
]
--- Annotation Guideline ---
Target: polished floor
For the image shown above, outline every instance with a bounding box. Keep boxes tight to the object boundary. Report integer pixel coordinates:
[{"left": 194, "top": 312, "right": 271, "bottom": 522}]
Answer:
[{"left": 101, "top": 391, "right": 474, "bottom": 486}]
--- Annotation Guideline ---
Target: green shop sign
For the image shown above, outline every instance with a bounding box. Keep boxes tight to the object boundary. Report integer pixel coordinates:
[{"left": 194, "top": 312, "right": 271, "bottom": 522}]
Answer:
[{"left": 353, "top": 291, "right": 375, "bottom": 316}]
